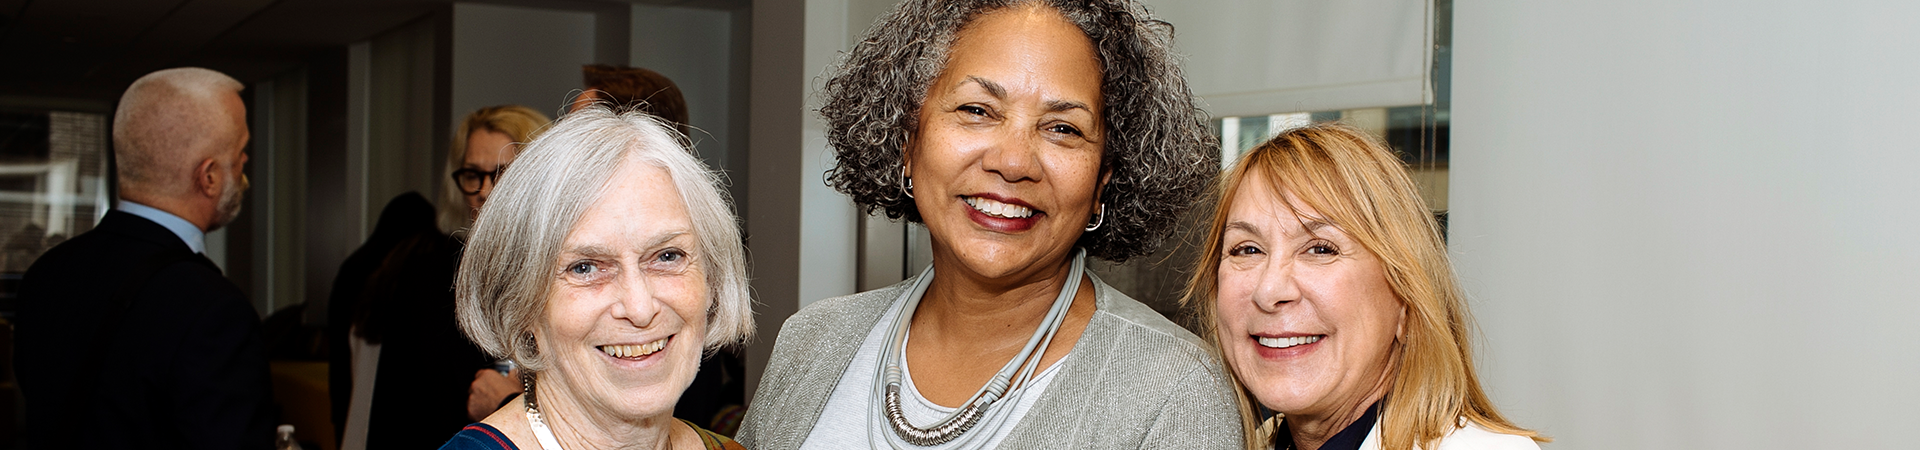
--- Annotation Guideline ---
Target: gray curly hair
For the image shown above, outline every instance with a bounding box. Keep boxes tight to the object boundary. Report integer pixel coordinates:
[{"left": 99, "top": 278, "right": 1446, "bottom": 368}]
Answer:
[{"left": 820, "top": 0, "right": 1217, "bottom": 263}]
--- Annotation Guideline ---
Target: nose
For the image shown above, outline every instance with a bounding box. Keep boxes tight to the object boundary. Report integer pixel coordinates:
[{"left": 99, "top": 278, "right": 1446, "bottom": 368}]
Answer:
[
  {"left": 610, "top": 270, "right": 663, "bottom": 329},
  {"left": 1252, "top": 259, "right": 1302, "bottom": 313},
  {"left": 979, "top": 128, "right": 1041, "bottom": 183}
]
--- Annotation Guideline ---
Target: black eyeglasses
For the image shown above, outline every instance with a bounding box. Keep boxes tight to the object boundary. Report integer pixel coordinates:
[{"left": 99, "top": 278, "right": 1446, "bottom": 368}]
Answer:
[{"left": 452, "top": 166, "right": 506, "bottom": 195}]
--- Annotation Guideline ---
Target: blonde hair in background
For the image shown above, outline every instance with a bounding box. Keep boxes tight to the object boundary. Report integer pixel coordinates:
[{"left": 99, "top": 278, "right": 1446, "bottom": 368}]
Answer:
[
  {"left": 454, "top": 106, "right": 752, "bottom": 373},
  {"left": 439, "top": 104, "right": 553, "bottom": 233},
  {"left": 113, "top": 67, "right": 245, "bottom": 196},
  {"left": 1182, "top": 123, "right": 1544, "bottom": 450}
]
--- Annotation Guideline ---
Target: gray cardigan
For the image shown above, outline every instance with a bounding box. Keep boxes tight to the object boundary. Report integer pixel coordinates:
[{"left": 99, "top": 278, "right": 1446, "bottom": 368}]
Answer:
[{"left": 738, "top": 274, "right": 1244, "bottom": 449}]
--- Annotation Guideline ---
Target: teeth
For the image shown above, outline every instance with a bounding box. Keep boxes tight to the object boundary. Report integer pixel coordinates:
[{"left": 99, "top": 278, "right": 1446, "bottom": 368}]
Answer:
[
  {"left": 600, "top": 338, "right": 668, "bottom": 358},
  {"left": 1256, "top": 335, "right": 1323, "bottom": 349},
  {"left": 964, "top": 196, "right": 1035, "bottom": 219}
]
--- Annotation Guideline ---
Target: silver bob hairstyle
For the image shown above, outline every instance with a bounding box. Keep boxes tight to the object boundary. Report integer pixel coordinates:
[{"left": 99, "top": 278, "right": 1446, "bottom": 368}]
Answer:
[{"left": 455, "top": 106, "right": 753, "bottom": 372}]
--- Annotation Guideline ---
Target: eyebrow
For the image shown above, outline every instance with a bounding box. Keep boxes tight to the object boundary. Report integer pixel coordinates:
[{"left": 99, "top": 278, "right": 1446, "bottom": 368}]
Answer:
[
  {"left": 642, "top": 230, "right": 694, "bottom": 250},
  {"left": 1044, "top": 99, "right": 1092, "bottom": 114},
  {"left": 1223, "top": 221, "right": 1263, "bottom": 239},
  {"left": 964, "top": 76, "right": 1008, "bottom": 99},
  {"left": 560, "top": 244, "right": 619, "bottom": 259}
]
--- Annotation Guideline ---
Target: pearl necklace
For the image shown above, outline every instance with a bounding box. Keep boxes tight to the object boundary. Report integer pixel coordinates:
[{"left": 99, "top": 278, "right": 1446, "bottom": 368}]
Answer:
[{"left": 871, "top": 249, "right": 1085, "bottom": 448}]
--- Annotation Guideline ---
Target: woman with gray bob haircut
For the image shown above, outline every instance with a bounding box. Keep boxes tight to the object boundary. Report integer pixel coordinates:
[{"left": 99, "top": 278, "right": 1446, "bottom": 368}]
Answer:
[{"left": 441, "top": 106, "right": 751, "bottom": 450}]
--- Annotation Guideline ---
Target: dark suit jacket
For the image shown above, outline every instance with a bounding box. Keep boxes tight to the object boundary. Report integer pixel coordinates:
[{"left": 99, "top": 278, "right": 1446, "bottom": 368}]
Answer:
[{"left": 15, "top": 210, "right": 275, "bottom": 450}]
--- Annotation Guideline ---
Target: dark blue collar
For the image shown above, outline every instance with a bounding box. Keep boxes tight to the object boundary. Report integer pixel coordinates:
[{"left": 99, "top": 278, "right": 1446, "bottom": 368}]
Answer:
[{"left": 1278, "top": 401, "right": 1380, "bottom": 450}]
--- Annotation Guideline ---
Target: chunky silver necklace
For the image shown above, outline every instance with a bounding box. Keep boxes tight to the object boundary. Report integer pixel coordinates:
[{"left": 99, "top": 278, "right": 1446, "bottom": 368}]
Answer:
[
  {"left": 522, "top": 372, "right": 566, "bottom": 450},
  {"left": 872, "top": 249, "right": 1085, "bottom": 447}
]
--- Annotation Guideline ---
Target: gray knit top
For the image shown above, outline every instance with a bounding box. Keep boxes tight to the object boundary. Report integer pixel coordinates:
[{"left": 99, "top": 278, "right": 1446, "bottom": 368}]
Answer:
[{"left": 738, "top": 273, "right": 1244, "bottom": 449}]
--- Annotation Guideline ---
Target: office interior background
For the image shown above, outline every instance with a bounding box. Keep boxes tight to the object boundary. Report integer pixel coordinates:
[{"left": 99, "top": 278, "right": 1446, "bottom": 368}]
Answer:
[{"left": 1, "top": 0, "right": 1916, "bottom": 448}]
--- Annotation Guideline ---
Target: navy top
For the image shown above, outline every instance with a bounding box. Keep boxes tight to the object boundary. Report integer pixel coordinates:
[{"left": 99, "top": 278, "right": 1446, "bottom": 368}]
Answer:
[
  {"left": 440, "top": 423, "right": 519, "bottom": 450},
  {"left": 437, "top": 420, "right": 745, "bottom": 450},
  {"left": 1277, "top": 401, "right": 1380, "bottom": 450}
]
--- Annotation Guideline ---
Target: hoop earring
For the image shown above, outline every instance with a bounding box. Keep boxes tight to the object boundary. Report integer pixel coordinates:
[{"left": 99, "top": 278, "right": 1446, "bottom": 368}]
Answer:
[
  {"left": 1084, "top": 204, "right": 1106, "bottom": 232},
  {"left": 900, "top": 165, "right": 915, "bottom": 200}
]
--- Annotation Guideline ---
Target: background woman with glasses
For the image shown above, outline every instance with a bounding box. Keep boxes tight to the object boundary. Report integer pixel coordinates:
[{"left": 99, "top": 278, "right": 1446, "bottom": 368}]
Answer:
[
  {"left": 443, "top": 105, "right": 552, "bottom": 233},
  {"left": 438, "top": 104, "right": 559, "bottom": 422}
]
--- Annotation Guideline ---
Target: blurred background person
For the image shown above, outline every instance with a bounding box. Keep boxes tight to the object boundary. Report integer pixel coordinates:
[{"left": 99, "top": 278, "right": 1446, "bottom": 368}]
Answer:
[
  {"left": 1185, "top": 124, "right": 1544, "bottom": 450},
  {"left": 16, "top": 67, "right": 272, "bottom": 449},
  {"left": 573, "top": 64, "right": 689, "bottom": 136},
  {"left": 736, "top": 1, "right": 1234, "bottom": 448},
  {"left": 328, "top": 105, "right": 550, "bottom": 449},
  {"left": 440, "top": 107, "right": 750, "bottom": 450},
  {"left": 439, "top": 105, "right": 553, "bottom": 233}
]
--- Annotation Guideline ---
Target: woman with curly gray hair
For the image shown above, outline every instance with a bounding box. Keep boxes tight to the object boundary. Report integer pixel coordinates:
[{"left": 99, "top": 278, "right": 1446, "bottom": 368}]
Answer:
[{"left": 738, "top": 1, "right": 1236, "bottom": 448}]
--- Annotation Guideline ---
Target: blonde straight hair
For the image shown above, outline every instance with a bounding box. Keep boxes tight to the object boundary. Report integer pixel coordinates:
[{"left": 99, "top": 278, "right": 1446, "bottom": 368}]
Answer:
[
  {"left": 440, "top": 105, "right": 553, "bottom": 233},
  {"left": 1183, "top": 123, "right": 1544, "bottom": 450}
]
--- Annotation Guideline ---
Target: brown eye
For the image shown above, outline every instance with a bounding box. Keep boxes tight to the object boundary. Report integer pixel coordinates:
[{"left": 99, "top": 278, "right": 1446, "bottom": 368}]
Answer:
[{"left": 1047, "top": 123, "right": 1084, "bottom": 137}]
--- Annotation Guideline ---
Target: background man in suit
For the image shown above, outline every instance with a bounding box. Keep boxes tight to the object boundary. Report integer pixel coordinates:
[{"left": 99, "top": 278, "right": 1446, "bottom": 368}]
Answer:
[{"left": 15, "top": 67, "right": 273, "bottom": 449}]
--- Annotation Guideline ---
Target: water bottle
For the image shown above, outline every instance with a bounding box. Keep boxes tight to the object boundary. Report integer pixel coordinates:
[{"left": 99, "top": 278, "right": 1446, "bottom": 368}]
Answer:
[{"left": 275, "top": 424, "right": 304, "bottom": 450}]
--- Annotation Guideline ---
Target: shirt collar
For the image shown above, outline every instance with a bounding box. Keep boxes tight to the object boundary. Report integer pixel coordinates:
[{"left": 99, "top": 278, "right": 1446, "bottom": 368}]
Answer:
[{"left": 116, "top": 200, "right": 206, "bottom": 254}]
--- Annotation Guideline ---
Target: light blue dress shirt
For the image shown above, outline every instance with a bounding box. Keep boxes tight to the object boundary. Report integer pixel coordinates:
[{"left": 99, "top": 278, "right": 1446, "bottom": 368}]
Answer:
[{"left": 116, "top": 200, "right": 206, "bottom": 255}]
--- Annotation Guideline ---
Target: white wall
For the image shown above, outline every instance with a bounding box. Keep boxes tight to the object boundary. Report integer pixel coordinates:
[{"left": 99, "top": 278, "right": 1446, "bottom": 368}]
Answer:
[
  {"left": 451, "top": 3, "right": 596, "bottom": 119},
  {"left": 1451, "top": 1, "right": 1920, "bottom": 448},
  {"left": 1141, "top": 0, "right": 1428, "bottom": 116},
  {"left": 631, "top": 4, "right": 736, "bottom": 173}
]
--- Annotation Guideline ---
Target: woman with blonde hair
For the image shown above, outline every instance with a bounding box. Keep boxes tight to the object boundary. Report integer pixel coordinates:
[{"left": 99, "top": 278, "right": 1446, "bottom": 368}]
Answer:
[
  {"left": 441, "top": 104, "right": 552, "bottom": 232},
  {"left": 1186, "top": 123, "right": 1545, "bottom": 450}
]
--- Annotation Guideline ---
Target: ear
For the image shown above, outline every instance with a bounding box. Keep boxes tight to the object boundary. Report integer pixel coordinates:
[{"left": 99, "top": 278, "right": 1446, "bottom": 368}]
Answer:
[
  {"left": 194, "top": 157, "right": 223, "bottom": 199},
  {"left": 1395, "top": 304, "right": 1409, "bottom": 341},
  {"left": 900, "top": 134, "right": 916, "bottom": 178},
  {"left": 1095, "top": 169, "right": 1114, "bottom": 205}
]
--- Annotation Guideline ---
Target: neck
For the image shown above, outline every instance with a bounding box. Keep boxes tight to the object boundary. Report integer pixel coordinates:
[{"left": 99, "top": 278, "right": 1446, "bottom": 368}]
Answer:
[
  {"left": 120, "top": 190, "right": 211, "bottom": 232},
  {"left": 915, "top": 254, "right": 1078, "bottom": 344},
  {"left": 533, "top": 374, "right": 684, "bottom": 450},
  {"left": 1284, "top": 377, "right": 1392, "bottom": 450}
]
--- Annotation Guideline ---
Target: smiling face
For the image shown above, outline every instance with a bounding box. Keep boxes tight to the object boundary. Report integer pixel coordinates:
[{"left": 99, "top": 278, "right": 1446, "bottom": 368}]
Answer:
[
  {"left": 536, "top": 159, "right": 707, "bottom": 421},
  {"left": 1215, "top": 170, "right": 1405, "bottom": 420},
  {"left": 907, "top": 4, "right": 1106, "bottom": 282}
]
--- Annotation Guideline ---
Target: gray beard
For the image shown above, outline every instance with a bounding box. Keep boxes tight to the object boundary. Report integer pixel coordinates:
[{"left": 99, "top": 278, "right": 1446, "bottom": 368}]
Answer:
[{"left": 208, "top": 173, "right": 245, "bottom": 231}]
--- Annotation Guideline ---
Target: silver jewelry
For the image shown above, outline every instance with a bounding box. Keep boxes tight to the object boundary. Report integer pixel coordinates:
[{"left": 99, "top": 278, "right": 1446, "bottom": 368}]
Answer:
[
  {"left": 902, "top": 176, "right": 915, "bottom": 199},
  {"left": 523, "top": 372, "right": 566, "bottom": 450},
  {"left": 872, "top": 249, "right": 1086, "bottom": 447},
  {"left": 1084, "top": 204, "right": 1106, "bottom": 232}
]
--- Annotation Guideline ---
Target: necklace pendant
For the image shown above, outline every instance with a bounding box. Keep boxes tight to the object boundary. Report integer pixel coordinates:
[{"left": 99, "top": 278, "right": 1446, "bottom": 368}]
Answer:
[{"left": 885, "top": 384, "right": 989, "bottom": 446}]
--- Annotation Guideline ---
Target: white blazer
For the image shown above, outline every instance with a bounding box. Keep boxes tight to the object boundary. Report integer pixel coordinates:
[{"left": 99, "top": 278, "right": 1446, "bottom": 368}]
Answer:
[{"left": 1356, "top": 419, "right": 1541, "bottom": 450}]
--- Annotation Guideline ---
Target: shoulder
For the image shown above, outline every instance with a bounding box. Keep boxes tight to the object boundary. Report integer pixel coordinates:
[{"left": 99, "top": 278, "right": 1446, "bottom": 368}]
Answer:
[
  {"left": 685, "top": 420, "right": 748, "bottom": 450},
  {"left": 1085, "top": 275, "right": 1214, "bottom": 360},
  {"left": 783, "top": 280, "right": 905, "bottom": 333},
  {"left": 1006, "top": 276, "right": 1241, "bottom": 446},
  {"left": 1431, "top": 421, "right": 1541, "bottom": 450},
  {"left": 439, "top": 423, "right": 520, "bottom": 450},
  {"left": 770, "top": 280, "right": 903, "bottom": 351}
]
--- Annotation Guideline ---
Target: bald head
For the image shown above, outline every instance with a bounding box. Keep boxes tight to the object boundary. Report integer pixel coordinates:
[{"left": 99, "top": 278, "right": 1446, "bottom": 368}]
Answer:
[{"left": 114, "top": 68, "right": 247, "bottom": 196}]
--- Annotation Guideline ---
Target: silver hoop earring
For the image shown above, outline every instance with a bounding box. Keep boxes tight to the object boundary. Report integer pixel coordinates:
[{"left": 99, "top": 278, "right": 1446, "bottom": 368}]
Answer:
[
  {"left": 901, "top": 176, "right": 914, "bottom": 199},
  {"left": 1084, "top": 204, "right": 1106, "bottom": 232}
]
